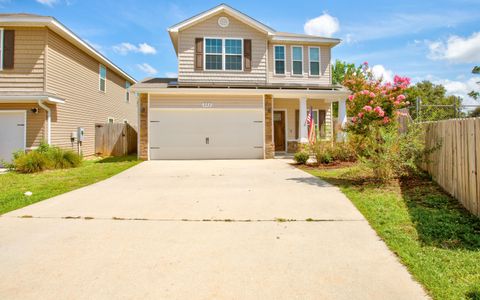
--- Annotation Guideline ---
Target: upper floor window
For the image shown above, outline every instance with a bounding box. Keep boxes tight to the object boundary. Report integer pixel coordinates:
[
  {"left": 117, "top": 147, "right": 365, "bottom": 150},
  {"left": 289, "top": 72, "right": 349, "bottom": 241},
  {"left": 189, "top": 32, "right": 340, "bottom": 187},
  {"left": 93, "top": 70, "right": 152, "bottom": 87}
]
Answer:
[
  {"left": 125, "top": 81, "right": 130, "bottom": 102},
  {"left": 225, "top": 39, "right": 242, "bottom": 70},
  {"left": 204, "top": 38, "right": 243, "bottom": 71},
  {"left": 99, "top": 64, "right": 106, "bottom": 92},
  {"left": 309, "top": 47, "right": 320, "bottom": 76},
  {"left": 274, "top": 45, "right": 285, "bottom": 75},
  {"left": 291, "top": 46, "right": 303, "bottom": 75},
  {"left": 205, "top": 38, "right": 222, "bottom": 70}
]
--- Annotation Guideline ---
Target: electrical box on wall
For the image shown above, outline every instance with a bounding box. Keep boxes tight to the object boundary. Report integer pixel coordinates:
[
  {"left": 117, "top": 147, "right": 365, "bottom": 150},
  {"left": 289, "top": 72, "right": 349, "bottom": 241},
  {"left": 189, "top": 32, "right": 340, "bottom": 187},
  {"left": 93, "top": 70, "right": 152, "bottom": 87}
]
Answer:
[{"left": 77, "top": 127, "right": 85, "bottom": 142}]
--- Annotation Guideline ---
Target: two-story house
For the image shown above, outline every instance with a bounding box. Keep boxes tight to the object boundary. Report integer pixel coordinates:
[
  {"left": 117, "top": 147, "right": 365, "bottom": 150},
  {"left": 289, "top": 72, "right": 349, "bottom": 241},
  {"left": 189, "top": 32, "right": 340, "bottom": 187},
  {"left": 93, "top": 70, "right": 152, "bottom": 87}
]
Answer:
[
  {"left": 133, "top": 4, "right": 349, "bottom": 160},
  {"left": 0, "top": 14, "right": 136, "bottom": 163}
]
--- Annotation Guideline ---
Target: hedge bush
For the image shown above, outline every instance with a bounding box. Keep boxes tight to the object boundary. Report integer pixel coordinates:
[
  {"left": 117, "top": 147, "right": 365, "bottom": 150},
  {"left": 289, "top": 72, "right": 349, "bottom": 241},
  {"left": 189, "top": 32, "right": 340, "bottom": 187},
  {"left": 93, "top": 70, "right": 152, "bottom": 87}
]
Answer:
[{"left": 9, "top": 142, "right": 82, "bottom": 173}]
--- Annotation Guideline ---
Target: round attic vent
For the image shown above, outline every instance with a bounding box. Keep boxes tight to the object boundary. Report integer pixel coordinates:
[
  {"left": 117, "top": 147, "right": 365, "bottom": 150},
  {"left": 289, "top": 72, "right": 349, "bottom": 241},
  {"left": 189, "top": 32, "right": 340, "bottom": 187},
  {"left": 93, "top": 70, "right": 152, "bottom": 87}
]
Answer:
[{"left": 218, "top": 16, "right": 230, "bottom": 28}]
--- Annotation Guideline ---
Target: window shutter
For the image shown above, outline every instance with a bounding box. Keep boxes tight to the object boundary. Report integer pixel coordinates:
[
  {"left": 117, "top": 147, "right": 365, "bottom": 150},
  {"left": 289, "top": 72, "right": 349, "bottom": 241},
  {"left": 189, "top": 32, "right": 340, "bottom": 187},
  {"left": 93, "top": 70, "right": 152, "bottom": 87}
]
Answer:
[
  {"left": 295, "top": 109, "right": 299, "bottom": 139},
  {"left": 244, "top": 39, "right": 252, "bottom": 71},
  {"left": 3, "top": 30, "right": 14, "bottom": 69},
  {"left": 195, "top": 38, "right": 203, "bottom": 70}
]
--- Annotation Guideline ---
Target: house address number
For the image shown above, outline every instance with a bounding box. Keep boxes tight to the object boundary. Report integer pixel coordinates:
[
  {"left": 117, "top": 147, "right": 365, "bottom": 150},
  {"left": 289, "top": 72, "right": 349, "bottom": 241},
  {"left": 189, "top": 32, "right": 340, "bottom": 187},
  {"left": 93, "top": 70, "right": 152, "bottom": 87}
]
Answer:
[{"left": 201, "top": 102, "right": 214, "bottom": 108}]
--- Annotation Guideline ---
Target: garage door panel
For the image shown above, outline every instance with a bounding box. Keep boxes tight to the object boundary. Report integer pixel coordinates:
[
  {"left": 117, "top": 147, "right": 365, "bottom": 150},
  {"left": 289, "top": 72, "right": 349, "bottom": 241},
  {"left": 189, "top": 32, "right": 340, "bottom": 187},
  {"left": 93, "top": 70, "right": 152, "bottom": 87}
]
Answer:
[
  {"left": 0, "top": 111, "right": 25, "bottom": 164},
  {"left": 149, "top": 108, "right": 264, "bottom": 160}
]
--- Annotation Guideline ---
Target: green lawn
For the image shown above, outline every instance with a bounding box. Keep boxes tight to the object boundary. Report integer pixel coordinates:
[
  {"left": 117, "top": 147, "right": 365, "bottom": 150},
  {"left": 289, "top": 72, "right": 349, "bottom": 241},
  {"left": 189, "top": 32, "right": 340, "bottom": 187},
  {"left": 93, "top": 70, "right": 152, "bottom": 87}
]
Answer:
[
  {"left": 0, "top": 156, "right": 141, "bottom": 215},
  {"left": 303, "top": 165, "right": 480, "bottom": 300}
]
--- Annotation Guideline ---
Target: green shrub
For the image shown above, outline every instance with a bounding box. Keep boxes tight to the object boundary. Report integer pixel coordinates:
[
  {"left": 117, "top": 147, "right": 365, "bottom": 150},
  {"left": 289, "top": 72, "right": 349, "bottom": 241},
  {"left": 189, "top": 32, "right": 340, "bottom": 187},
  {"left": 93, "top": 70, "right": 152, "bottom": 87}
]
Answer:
[
  {"left": 330, "top": 142, "right": 357, "bottom": 162},
  {"left": 10, "top": 142, "right": 82, "bottom": 173},
  {"left": 13, "top": 151, "right": 51, "bottom": 173},
  {"left": 293, "top": 151, "right": 310, "bottom": 164},
  {"left": 353, "top": 123, "right": 430, "bottom": 181}
]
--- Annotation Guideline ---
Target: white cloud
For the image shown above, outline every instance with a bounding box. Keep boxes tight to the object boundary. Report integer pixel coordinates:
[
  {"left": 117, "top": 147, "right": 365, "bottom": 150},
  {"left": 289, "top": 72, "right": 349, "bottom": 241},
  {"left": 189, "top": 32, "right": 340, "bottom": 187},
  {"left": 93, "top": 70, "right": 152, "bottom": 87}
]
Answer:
[
  {"left": 36, "top": 0, "right": 59, "bottom": 6},
  {"left": 113, "top": 42, "right": 157, "bottom": 55},
  {"left": 371, "top": 64, "right": 394, "bottom": 83},
  {"left": 137, "top": 63, "right": 157, "bottom": 75},
  {"left": 343, "top": 11, "right": 476, "bottom": 42},
  {"left": 304, "top": 13, "right": 339, "bottom": 37},
  {"left": 426, "top": 32, "right": 480, "bottom": 63},
  {"left": 420, "top": 75, "right": 480, "bottom": 106},
  {"left": 164, "top": 72, "right": 177, "bottom": 78}
]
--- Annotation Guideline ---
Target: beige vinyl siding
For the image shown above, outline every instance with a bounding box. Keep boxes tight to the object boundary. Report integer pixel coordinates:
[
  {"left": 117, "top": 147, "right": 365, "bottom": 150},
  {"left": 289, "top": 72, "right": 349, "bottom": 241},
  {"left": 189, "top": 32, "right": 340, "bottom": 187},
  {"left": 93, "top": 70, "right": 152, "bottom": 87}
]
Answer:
[
  {"left": 0, "top": 103, "right": 46, "bottom": 148},
  {"left": 178, "top": 12, "right": 267, "bottom": 85},
  {"left": 273, "top": 98, "right": 332, "bottom": 140},
  {"left": 45, "top": 29, "right": 136, "bottom": 156},
  {"left": 0, "top": 27, "right": 46, "bottom": 92},
  {"left": 268, "top": 42, "right": 332, "bottom": 85}
]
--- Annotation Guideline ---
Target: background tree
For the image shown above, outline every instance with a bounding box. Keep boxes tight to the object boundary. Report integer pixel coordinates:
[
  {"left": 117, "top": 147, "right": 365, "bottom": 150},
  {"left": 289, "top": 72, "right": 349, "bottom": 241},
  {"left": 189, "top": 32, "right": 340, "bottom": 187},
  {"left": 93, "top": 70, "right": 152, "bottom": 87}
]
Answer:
[
  {"left": 331, "top": 60, "right": 361, "bottom": 117},
  {"left": 405, "top": 81, "right": 463, "bottom": 121}
]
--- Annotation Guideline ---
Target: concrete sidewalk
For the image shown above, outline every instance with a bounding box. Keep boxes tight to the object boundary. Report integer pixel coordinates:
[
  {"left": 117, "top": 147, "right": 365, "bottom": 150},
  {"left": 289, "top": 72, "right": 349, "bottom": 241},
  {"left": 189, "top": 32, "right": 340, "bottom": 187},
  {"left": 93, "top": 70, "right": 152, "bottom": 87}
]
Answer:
[{"left": 0, "top": 160, "right": 429, "bottom": 299}]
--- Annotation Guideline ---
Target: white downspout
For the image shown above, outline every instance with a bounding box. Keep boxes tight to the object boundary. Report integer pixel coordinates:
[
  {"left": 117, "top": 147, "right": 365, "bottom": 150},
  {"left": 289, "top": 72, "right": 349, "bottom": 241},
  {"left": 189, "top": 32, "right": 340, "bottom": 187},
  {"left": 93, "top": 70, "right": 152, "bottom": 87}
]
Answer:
[{"left": 38, "top": 99, "right": 51, "bottom": 145}]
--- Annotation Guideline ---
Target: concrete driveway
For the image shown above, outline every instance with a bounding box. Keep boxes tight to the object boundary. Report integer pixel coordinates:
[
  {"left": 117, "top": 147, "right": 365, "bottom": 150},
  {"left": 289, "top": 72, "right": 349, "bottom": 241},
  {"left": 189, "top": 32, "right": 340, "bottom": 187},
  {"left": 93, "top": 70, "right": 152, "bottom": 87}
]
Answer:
[{"left": 0, "top": 160, "right": 428, "bottom": 299}]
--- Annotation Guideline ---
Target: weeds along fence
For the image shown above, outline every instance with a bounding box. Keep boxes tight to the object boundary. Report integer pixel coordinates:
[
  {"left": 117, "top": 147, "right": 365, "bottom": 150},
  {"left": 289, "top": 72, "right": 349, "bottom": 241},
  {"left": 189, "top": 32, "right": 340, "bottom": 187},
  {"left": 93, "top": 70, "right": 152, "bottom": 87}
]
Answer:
[
  {"left": 95, "top": 123, "right": 137, "bottom": 156},
  {"left": 422, "top": 118, "right": 480, "bottom": 217}
]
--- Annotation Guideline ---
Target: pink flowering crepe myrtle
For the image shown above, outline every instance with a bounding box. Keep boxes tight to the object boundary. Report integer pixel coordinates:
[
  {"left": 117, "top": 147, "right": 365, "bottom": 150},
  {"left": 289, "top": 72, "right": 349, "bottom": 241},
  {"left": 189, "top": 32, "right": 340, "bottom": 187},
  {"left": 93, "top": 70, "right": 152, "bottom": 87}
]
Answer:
[{"left": 342, "top": 62, "right": 411, "bottom": 130}]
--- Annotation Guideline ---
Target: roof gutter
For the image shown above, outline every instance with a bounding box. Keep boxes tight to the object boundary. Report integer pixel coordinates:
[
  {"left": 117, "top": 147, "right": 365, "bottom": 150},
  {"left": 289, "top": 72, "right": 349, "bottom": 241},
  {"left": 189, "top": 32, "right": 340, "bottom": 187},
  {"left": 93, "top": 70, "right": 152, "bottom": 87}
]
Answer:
[
  {"left": 0, "top": 95, "right": 65, "bottom": 104},
  {"left": 37, "top": 99, "right": 52, "bottom": 145}
]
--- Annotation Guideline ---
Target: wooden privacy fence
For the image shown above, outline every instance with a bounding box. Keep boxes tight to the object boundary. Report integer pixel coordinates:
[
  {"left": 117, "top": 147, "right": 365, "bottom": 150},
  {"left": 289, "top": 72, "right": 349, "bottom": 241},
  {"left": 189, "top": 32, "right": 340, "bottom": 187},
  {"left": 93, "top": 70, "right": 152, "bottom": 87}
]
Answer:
[
  {"left": 422, "top": 118, "right": 480, "bottom": 217},
  {"left": 95, "top": 123, "right": 137, "bottom": 156}
]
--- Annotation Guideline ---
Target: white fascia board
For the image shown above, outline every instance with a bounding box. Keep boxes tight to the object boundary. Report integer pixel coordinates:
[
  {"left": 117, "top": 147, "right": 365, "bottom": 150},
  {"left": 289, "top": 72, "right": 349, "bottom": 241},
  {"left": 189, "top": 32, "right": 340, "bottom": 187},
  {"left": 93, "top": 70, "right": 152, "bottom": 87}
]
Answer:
[
  {"left": 131, "top": 87, "right": 349, "bottom": 101},
  {"left": 271, "top": 35, "right": 341, "bottom": 45},
  {"left": 0, "top": 95, "right": 65, "bottom": 104},
  {"left": 0, "top": 16, "right": 136, "bottom": 83}
]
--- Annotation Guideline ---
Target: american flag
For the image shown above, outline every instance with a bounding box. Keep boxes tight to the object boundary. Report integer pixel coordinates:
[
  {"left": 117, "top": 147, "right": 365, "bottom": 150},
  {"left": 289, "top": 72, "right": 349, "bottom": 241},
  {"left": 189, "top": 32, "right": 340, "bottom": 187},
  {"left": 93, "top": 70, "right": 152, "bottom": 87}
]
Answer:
[{"left": 305, "top": 107, "right": 316, "bottom": 144}]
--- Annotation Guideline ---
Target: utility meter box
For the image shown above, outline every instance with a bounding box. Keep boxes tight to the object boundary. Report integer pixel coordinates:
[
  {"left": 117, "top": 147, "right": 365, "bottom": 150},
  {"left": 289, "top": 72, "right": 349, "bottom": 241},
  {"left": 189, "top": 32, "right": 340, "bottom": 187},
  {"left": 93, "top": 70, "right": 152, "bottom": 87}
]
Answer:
[{"left": 77, "top": 127, "right": 85, "bottom": 142}]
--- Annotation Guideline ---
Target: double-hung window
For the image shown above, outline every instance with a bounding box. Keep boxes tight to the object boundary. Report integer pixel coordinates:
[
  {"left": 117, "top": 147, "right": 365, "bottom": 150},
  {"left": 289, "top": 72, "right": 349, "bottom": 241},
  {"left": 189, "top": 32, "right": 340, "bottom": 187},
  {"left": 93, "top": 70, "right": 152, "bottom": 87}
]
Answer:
[
  {"left": 205, "top": 38, "right": 223, "bottom": 70},
  {"left": 291, "top": 46, "right": 303, "bottom": 75},
  {"left": 225, "top": 39, "right": 242, "bottom": 70},
  {"left": 99, "top": 64, "right": 106, "bottom": 92},
  {"left": 204, "top": 38, "right": 243, "bottom": 71},
  {"left": 274, "top": 45, "right": 285, "bottom": 75},
  {"left": 125, "top": 81, "right": 130, "bottom": 102},
  {"left": 309, "top": 47, "right": 320, "bottom": 76}
]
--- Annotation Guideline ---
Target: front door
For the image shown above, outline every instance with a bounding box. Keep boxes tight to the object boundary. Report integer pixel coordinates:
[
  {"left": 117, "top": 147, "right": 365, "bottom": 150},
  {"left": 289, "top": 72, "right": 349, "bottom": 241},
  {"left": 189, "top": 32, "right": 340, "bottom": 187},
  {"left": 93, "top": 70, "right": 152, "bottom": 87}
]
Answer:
[{"left": 273, "top": 111, "right": 286, "bottom": 151}]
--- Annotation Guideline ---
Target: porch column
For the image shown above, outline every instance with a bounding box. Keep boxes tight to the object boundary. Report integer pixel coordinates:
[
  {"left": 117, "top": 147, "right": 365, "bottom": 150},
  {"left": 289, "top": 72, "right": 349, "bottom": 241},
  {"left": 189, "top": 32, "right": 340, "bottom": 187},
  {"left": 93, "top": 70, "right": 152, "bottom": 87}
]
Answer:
[
  {"left": 299, "top": 97, "right": 308, "bottom": 143},
  {"left": 337, "top": 99, "right": 347, "bottom": 142}
]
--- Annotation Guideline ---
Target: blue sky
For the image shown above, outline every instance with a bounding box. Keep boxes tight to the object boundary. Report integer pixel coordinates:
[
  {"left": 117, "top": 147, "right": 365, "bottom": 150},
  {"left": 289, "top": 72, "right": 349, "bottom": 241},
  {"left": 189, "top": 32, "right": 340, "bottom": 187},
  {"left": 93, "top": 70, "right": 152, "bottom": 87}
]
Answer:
[{"left": 2, "top": 0, "right": 480, "bottom": 104}]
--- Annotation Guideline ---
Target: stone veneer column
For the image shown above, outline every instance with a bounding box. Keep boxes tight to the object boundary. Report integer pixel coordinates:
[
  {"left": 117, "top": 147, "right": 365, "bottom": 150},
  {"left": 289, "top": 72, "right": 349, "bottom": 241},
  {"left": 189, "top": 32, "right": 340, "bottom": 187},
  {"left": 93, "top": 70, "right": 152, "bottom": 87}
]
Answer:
[
  {"left": 264, "top": 94, "right": 275, "bottom": 159},
  {"left": 138, "top": 93, "right": 149, "bottom": 160}
]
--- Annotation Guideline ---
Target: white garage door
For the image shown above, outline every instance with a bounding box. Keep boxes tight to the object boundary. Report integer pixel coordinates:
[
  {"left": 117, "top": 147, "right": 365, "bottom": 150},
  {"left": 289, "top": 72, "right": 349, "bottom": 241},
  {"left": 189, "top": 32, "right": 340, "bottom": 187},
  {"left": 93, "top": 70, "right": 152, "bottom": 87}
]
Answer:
[
  {"left": 149, "top": 109, "right": 264, "bottom": 159},
  {"left": 0, "top": 111, "right": 26, "bottom": 164}
]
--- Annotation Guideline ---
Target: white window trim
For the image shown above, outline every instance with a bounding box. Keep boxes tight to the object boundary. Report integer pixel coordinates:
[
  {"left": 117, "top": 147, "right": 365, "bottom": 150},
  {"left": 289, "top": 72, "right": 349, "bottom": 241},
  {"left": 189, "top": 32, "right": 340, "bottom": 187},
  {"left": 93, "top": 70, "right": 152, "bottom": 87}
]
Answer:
[
  {"left": 0, "top": 28, "right": 4, "bottom": 72},
  {"left": 99, "top": 64, "right": 107, "bottom": 93},
  {"left": 291, "top": 45, "right": 303, "bottom": 77},
  {"left": 107, "top": 117, "right": 114, "bottom": 123},
  {"left": 273, "top": 45, "right": 286, "bottom": 76},
  {"left": 308, "top": 46, "right": 321, "bottom": 77},
  {"left": 203, "top": 37, "right": 244, "bottom": 72}
]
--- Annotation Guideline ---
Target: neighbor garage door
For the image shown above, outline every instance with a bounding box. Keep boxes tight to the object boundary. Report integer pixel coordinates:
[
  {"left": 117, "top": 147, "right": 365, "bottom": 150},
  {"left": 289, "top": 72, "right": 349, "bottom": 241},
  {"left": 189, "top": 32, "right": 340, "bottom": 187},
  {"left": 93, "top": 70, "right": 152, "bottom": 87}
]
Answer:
[
  {"left": 149, "top": 97, "right": 264, "bottom": 159},
  {"left": 0, "top": 110, "right": 25, "bottom": 164}
]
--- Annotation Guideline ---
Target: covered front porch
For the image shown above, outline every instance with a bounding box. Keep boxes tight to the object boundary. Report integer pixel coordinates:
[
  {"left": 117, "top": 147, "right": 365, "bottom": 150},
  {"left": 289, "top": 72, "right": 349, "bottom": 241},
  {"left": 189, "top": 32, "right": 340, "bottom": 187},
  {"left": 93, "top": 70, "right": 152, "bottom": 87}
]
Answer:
[{"left": 266, "top": 92, "right": 348, "bottom": 155}]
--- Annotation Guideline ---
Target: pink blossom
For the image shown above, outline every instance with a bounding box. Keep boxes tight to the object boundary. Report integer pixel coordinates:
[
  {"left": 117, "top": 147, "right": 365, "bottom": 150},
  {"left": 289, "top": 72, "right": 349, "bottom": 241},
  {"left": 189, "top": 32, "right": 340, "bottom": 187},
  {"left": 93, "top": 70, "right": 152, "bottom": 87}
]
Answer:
[
  {"left": 352, "top": 117, "right": 357, "bottom": 123},
  {"left": 369, "top": 92, "right": 376, "bottom": 98},
  {"left": 348, "top": 95, "right": 355, "bottom": 101},
  {"left": 363, "top": 105, "right": 373, "bottom": 112},
  {"left": 383, "top": 117, "right": 390, "bottom": 124},
  {"left": 362, "top": 90, "right": 370, "bottom": 95},
  {"left": 363, "top": 61, "right": 369, "bottom": 66},
  {"left": 374, "top": 106, "right": 385, "bottom": 117},
  {"left": 394, "top": 100, "right": 401, "bottom": 106},
  {"left": 358, "top": 112, "right": 364, "bottom": 118},
  {"left": 397, "top": 94, "right": 406, "bottom": 101}
]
